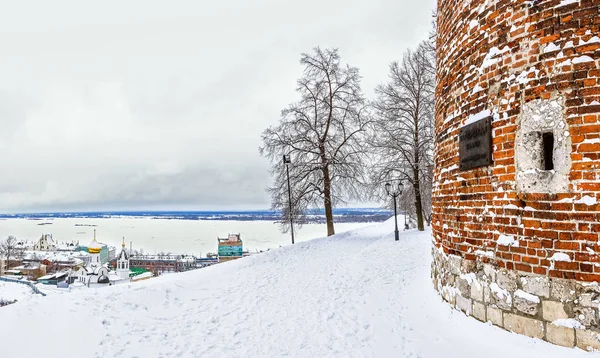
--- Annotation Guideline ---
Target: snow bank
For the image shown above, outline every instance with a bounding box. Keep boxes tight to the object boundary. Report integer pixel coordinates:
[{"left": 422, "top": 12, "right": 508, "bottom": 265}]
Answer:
[{"left": 0, "top": 281, "right": 37, "bottom": 304}]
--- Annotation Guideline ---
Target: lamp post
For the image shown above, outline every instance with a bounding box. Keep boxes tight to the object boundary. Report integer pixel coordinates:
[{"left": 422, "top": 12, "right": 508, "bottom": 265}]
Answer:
[
  {"left": 385, "top": 182, "right": 403, "bottom": 241},
  {"left": 283, "top": 154, "right": 295, "bottom": 245}
]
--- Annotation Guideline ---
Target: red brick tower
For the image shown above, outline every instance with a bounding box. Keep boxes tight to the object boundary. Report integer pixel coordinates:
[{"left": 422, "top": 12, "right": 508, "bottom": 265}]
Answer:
[{"left": 432, "top": 0, "right": 600, "bottom": 349}]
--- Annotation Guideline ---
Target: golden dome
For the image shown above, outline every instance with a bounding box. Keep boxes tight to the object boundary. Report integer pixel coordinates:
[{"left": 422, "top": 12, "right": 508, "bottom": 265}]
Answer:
[{"left": 88, "top": 229, "right": 102, "bottom": 254}]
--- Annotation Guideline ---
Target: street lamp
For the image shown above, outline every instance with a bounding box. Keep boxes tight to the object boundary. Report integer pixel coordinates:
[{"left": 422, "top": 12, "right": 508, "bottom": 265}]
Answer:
[
  {"left": 283, "top": 154, "right": 295, "bottom": 245},
  {"left": 385, "top": 182, "right": 403, "bottom": 241}
]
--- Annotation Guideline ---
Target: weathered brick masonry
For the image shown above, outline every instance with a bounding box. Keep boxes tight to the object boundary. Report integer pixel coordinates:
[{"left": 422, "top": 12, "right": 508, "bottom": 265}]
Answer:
[{"left": 432, "top": 0, "right": 600, "bottom": 349}]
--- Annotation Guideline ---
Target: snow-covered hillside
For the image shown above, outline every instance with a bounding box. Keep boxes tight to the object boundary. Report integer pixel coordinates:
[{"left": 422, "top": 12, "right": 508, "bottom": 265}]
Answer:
[
  {"left": 0, "top": 281, "right": 36, "bottom": 305},
  {"left": 0, "top": 219, "right": 594, "bottom": 357}
]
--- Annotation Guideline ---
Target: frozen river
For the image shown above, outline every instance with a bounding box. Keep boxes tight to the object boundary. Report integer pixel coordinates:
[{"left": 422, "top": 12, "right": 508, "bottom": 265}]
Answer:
[{"left": 0, "top": 218, "right": 374, "bottom": 256}]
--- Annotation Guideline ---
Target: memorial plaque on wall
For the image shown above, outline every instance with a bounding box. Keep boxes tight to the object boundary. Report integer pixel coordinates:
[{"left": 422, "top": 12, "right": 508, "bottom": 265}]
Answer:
[{"left": 459, "top": 117, "right": 492, "bottom": 171}]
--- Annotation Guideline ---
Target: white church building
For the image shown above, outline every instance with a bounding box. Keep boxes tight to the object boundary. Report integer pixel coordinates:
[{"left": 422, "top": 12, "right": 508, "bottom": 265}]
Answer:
[{"left": 76, "top": 231, "right": 130, "bottom": 286}]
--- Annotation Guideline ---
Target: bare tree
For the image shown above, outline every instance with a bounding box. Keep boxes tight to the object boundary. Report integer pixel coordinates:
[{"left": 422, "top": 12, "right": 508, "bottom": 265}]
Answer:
[
  {"left": 0, "top": 236, "right": 22, "bottom": 269},
  {"left": 395, "top": 164, "right": 433, "bottom": 228},
  {"left": 420, "top": 164, "right": 434, "bottom": 226},
  {"left": 368, "top": 41, "right": 435, "bottom": 231},
  {"left": 131, "top": 249, "right": 144, "bottom": 257},
  {"left": 260, "top": 47, "right": 370, "bottom": 236}
]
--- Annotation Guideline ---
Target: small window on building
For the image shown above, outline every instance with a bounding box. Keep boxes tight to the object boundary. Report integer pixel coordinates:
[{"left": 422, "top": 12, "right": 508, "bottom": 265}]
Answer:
[{"left": 543, "top": 132, "right": 554, "bottom": 170}]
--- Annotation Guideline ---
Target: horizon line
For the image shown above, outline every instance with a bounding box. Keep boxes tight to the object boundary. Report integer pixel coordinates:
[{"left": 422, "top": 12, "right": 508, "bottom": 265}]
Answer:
[{"left": 0, "top": 207, "right": 388, "bottom": 216}]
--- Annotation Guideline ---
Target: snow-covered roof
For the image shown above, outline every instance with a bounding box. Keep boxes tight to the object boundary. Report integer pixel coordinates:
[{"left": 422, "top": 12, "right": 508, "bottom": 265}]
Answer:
[
  {"left": 130, "top": 272, "right": 153, "bottom": 281},
  {"left": 4, "top": 269, "right": 23, "bottom": 274},
  {"left": 108, "top": 272, "right": 126, "bottom": 282},
  {"left": 117, "top": 247, "right": 128, "bottom": 261},
  {"left": 22, "top": 250, "right": 87, "bottom": 265},
  {"left": 81, "top": 263, "right": 109, "bottom": 276}
]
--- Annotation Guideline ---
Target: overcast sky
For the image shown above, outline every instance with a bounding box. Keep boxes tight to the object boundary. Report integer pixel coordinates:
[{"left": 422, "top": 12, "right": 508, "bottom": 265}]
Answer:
[{"left": 0, "top": 0, "right": 435, "bottom": 213}]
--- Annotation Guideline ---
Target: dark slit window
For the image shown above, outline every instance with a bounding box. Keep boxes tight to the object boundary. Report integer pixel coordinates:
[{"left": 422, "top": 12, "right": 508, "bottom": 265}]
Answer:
[{"left": 543, "top": 132, "right": 554, "bottom": 171}]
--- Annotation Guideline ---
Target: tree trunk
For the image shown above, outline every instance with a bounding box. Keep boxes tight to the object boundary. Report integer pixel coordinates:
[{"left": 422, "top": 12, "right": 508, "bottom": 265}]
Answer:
[
  {"left": 413, "top": 113, "right": 425, "bottom": 232},
  {"left": 323, "top": 172, "right": 335, "bottom": 236},
  {"left": 321, "top": 147, "right": 335, "bottom": 237},
  {"left": 412, "top": 166, "right": 425, "bottom": 231},
  {"left": 425, "top": 212, "right": 432, "bottom": 226}
]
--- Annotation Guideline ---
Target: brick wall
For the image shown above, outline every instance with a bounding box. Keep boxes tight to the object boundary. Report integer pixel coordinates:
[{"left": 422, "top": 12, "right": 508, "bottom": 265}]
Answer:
[
  {"left": 432, "top": 0, "right": 600, "bottom": 348},
  {"left": 434, "top": 0, "right": 600, "bottom": 282}
]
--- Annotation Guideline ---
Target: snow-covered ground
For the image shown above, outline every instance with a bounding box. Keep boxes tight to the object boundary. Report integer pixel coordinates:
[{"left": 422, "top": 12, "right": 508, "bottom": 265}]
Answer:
[
  {"left": 0, "top": 218, "right": 595, "bottom": 357},
  {"left": 0, "top": 281, "right": 37, "bottom": 304}
]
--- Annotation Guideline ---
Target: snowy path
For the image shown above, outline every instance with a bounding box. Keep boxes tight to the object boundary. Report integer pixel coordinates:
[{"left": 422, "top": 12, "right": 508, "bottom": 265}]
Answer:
[{"left": 0, "top": 219, "right": 596, "bottom": 357}]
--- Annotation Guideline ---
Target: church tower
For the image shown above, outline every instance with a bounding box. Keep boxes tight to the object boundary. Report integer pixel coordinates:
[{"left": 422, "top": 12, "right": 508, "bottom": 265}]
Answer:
[
  {"left": 88, "top": 229, "right": 102, "bottom": 266},
  {"left": 116, "top": 237, "right": 130, "bottom": 280}
]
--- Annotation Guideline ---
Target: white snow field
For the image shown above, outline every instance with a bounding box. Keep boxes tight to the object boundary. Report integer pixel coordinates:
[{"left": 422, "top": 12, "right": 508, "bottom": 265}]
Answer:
[
  {"left": 0, "top": 218, "right": 595, "bottom": 357},
  {"left": 0, "top": 281, "right": 36, "bottom": 304},
  {"left": 0, "top": 217, "right": 369, "bottom": 254}
]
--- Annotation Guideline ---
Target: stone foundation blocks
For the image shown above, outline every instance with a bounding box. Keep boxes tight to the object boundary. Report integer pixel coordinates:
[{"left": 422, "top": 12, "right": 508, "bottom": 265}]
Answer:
[
  {"left": 576, "top": 329, "right": 600, "bottom": 351},
  {"left": 487, "top": 306, "right": 503, "bottom": 326},
  {"left": 542, "top": 301, "right": 569, "bottom": 322},
  {"left": 471, "top": 281, "right": 484, "bottom": 302},
  {"left": 497, "top": 270, "right": 518, "bottom": 292},
  {"left": 432, "top": 249, "right": 600, "bottom": 351},
  {"left": 456, "top": 295, "right": 472, "bottom": 316},
  {"left": 520, "top": 276, "right": 550, "bottom": 299},
  {"left": 550, "top": 279, "right": 577, "bottom": 303},
  {"left": 473, "top": 301, "right": 486, "bottom": 322},
  {"left": 503, "top": 313, "right": 545, "bottom": 339},
  {"left": 546, "top": 324, "right": 575, "bottom": 348},
  {"left": 574, "top": 307, "right": 596, "bottom": 327},
  {"left": 513, "top": 291, "right": 539, "bottom": 316}
]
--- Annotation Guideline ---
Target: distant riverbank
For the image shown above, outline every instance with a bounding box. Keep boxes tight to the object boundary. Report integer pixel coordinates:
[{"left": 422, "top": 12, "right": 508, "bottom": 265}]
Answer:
[{"left": 0, "top": 208, "right": 391, "bottom": 224}]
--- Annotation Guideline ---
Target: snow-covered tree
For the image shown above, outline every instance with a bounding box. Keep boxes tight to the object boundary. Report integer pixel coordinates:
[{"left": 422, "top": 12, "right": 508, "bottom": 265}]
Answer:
[
  {"left": 0, "top": 235, "right": 23, "bottom": 269},
  {"left": 368, "top": 41, "right": 435, "bottom": 231},
  {"left": 260, "top": 47, "right": 371, "bottom": 236}
]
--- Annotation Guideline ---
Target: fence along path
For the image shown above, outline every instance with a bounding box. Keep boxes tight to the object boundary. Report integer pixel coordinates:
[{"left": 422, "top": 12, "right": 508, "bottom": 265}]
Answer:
[{"left": 0, "top": 276, "right": 46, "bottom": 296}]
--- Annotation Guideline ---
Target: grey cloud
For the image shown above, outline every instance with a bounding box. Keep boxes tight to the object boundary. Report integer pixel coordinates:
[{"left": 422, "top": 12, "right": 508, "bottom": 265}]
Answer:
[{"left": 0, "top": 0, "right": 435, "bottom": 212}]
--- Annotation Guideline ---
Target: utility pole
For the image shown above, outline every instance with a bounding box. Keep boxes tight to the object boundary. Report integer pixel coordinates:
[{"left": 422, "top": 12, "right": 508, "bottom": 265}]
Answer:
[{"left": 283, "top": 154, "right": 295, "bottom": 244}]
